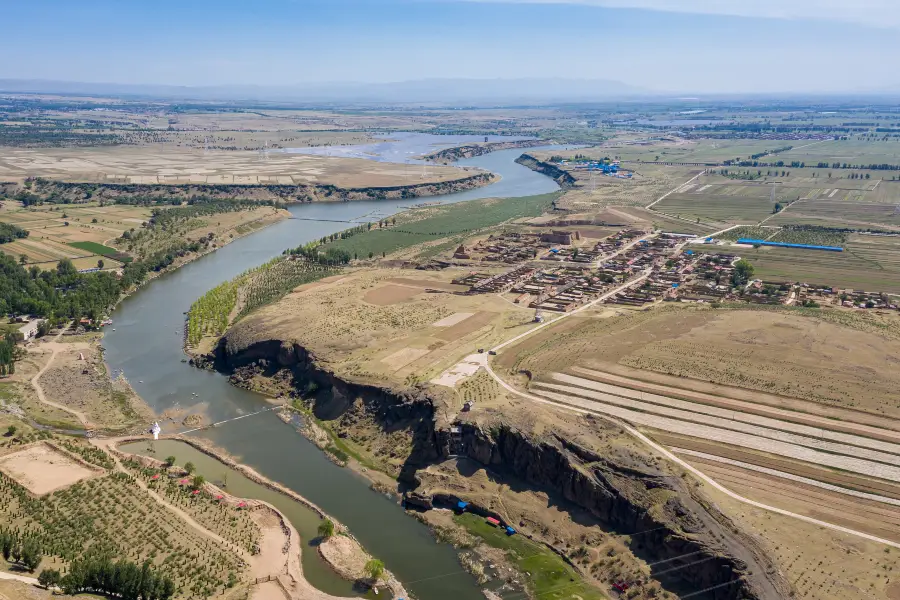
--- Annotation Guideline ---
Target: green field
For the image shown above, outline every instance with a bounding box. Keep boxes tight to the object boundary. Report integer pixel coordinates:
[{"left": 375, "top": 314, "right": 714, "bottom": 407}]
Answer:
[
  {"left": 68, "top": 241, "right": 132, "bottom": 262},
  {"left": 323, "top": 192, "right": 560, "bottom": 258},
  {"left": 718, "top": 226, "right": 778, "bottom": 241},
  {"left": 769, "top": 227, "right": 848, "bottom": 247},
  {"left": 453, "top": 513, "right": 608, "bottom": 600},
  {"left": 68, "top": 241, "right": 119, "bottom": 255}
]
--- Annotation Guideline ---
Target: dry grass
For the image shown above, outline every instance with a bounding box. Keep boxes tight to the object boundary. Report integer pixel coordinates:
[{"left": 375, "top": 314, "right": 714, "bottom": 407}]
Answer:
[
  {"left": 498, "top": 304, "right": 900, "bottom": 416},
  {"left": 226, "top": 268, "right": 537, "bottom": 387}
]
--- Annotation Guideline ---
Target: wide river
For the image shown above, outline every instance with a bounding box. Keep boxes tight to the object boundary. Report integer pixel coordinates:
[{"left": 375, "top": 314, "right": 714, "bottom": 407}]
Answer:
[{"left": 104, "top": 136, "right": 563, "bottom": 600}]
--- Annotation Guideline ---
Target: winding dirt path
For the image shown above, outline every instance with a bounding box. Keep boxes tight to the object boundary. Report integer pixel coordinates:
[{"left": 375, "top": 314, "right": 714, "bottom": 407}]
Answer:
[{"left": 29, "top": 330, "right": 93, "bottom": 427}]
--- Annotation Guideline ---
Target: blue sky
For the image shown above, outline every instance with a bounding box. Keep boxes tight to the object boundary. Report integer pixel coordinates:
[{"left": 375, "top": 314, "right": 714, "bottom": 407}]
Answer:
[{"left": 3, "top": 0, "right": 899, "bottom": 93}]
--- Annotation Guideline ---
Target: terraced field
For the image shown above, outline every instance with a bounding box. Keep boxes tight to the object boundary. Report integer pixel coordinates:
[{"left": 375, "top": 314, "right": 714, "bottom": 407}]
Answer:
[{"left": 529, "top": 370, "right": 900, "bottom": 490}]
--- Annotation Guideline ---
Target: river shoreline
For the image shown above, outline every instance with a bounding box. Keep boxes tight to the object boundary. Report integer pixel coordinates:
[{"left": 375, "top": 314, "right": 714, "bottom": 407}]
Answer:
[
  {"left": 109, "top": 434, "right": 411, "bottom": 599},
  {"left": 98, "top": 143, "right": 565, "bottom": 600}
]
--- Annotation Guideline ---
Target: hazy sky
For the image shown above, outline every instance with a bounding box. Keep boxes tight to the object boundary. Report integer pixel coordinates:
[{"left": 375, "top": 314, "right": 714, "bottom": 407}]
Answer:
[{"left": 3, "top": 0, "right": 899, "bottom": 93}]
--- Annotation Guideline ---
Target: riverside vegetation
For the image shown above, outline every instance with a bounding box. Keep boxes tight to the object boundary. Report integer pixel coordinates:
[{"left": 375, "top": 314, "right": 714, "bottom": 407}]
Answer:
[{"left": 186, "top": 192, "right": 560, "bottom": 352}]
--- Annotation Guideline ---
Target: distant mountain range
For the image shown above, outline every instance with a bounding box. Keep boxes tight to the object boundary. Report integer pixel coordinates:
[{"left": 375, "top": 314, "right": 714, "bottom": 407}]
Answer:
[{"left": 0, "top": 77, "right": 652, "bottom": 104}]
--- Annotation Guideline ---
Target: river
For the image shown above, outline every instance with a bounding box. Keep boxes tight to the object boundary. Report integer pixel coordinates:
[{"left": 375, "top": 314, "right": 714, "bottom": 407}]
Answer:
[{"left": 103, "top": 136, "right": 564, "bottom": 600}]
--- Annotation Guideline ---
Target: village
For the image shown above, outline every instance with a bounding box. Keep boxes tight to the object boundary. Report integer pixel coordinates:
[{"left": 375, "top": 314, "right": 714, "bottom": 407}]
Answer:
[{"left": 446, "top": 225, "right": 899, "bottom": 314}]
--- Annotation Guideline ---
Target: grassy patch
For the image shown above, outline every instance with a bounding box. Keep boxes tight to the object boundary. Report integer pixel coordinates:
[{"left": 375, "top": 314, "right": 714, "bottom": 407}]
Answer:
[{"left": 454, "top": 513, "right": 608, "bottom": 600}]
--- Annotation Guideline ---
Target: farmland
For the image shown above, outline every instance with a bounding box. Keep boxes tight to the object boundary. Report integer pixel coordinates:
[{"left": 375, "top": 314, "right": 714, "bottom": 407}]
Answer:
[
  {"left": 0, "top": 145, "right": 477, "bottom": 187},
  {"left": 654, "top": 189, "right": 777, "bottom": 225},
  {"left": 0, "top": 202, "right": 151, "bottom": 267},
  {"left": 0, "top": 435, "right": 248, "bottom": 598},
  {"left": 321, "top": 192, "right": 560, "bottom": 259},
  {"left": 0, "top": 199, "right": 289, "bottom": 271}
]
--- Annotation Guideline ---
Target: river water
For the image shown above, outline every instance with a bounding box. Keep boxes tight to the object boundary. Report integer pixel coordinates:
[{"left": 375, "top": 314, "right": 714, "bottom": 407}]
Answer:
[{"left": 103, "top": 136, "right": 563, "bottom": 600}]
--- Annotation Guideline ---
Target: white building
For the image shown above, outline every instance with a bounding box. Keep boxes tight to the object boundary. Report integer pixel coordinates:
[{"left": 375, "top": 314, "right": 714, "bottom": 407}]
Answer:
[{"left": 17, "top": 319, "right": 44, "bottom": 341}]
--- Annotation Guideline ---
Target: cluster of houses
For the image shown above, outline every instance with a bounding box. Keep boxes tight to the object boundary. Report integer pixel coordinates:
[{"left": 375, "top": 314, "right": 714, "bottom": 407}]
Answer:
[{"left": 449, "top": 226, "right": 900, "bottom": 314}]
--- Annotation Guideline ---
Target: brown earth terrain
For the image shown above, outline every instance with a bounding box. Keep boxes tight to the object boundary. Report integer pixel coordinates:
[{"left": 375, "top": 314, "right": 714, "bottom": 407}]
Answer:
[
  {"left": 498, "top": 304, "right": 900, "bottom": 415},
  {"left": 0, "top": 442, "right": 101, "bottom": 494},
  {"left": 0, "top": 146, "right": 481, "bottom": 187}
]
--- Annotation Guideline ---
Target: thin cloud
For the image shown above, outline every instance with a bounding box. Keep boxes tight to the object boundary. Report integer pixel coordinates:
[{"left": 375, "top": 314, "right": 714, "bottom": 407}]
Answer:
[{"left": 455, "top": 0, "right": 900, "bottom": 29}]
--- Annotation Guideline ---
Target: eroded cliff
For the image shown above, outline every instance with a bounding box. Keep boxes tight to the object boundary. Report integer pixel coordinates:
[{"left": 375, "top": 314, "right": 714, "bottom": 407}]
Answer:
[{"left": 202, "top": 335, "right": 789, "bottom": 600}]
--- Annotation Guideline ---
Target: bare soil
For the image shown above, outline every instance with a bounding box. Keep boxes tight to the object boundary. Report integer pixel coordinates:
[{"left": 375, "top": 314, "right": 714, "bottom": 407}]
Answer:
[
  {"left": 362, "top": 284, "right": 421, "bottom": 305},
  {"left": 317, "top": 535, "right": 369, "bottom": 582},
  {"left": 0, "top": 442, "right": 100, "bottom": 495}
]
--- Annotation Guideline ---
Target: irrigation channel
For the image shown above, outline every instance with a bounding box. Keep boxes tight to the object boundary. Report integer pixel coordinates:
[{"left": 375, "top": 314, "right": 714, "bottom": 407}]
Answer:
[{"left": 103, "top": 135, "right": 565, "bottom": 600}]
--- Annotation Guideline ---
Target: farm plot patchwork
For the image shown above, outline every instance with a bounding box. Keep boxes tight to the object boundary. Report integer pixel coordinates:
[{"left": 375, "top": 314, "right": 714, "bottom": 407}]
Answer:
[{"left": 0, "top": 203, "right": 153, "bottom": 266}]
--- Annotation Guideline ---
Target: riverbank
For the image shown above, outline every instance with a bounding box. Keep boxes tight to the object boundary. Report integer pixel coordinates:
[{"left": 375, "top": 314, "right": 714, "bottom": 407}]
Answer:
[
  {"left": 7, "top": 171, "right": 498, "bottom": 205},
  {"left": 421, "top": 139, "right": 549, "bottom": 164},
  {"left": 106, "top": 434, "right": 411, "bottom": 599},
  {"left": 97, "top": 142, "right": 566, "bottom": 600}
]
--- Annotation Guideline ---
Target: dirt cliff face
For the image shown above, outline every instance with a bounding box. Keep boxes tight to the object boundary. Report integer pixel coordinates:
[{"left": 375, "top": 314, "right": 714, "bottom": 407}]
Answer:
[
  {"left": 423, "top": 140, "right": 548, "bottom": 164},
  {"left": 515, "top": 153, "right": 577, "bottom": 188},
  {"left": 444, "top": 422, "right": 787, "bottom": 600},
  {"left": 207, "top": 335, "right": 788, "bottom": 600},
  {"left": 2, "top": 172, "right": 496, "bottom": 204}
]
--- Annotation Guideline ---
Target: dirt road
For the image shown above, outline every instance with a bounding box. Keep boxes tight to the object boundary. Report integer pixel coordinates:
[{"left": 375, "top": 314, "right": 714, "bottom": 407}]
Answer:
[{"left": 29, "top": 338, "right": 92, "bottom": 428}]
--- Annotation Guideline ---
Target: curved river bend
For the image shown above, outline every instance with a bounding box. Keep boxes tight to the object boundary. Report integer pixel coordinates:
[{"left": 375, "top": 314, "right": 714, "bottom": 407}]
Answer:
[{"left": 103, "top": 143, "right": 562, "bottom": 600}]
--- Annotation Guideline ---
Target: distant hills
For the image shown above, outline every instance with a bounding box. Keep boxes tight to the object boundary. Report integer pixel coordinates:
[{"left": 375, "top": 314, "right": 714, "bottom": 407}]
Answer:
[{"left": 0, "top": 77, "right": 651, "bottom": 104}]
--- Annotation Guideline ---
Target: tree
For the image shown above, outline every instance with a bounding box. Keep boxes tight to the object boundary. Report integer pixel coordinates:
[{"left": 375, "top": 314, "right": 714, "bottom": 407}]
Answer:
[
  {"left": 184, "top": 462, "right": 196, "bottom": 474},
  {"left": 97, "top": 259, "right": 104, "bottom": 269},
  {"left": 318, "top": 518, "right": 335, "bottom": 540},
  {"left": 732, "top": 259, "right": 755, "bottom": 286},
  {"left": 5, "top": 425, "right": 16, "bottom": 437},
  {"left": 18, "top": 254, "right": 26, "bottom": 265},
  {"left": 164, "top": 455, "right": 176, "bottom": 467},
  {"left": 21, "top": 538, "right": 41, "bottom": 571},
  {"left": 191, "top": 474, "right": 205, "bottom": 490},
  {"left": 38, "top": 568, "right": 60, "bottom": 589},
  {"left": 364, "top": 559, "right": 384, "bottom": 583}
]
